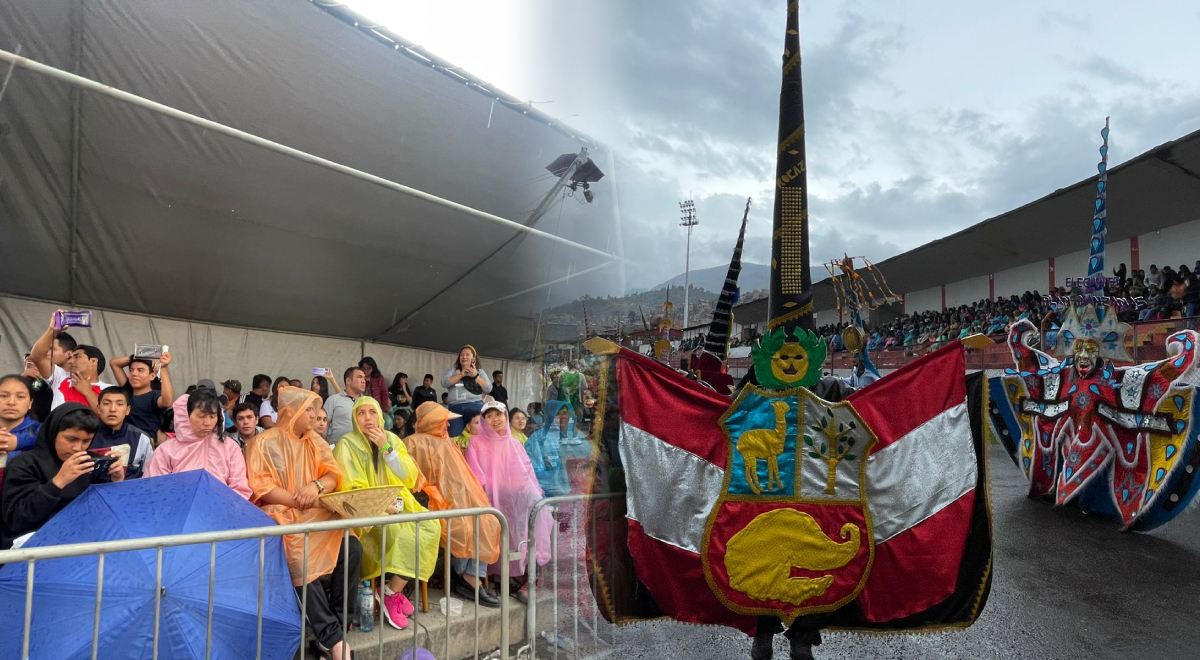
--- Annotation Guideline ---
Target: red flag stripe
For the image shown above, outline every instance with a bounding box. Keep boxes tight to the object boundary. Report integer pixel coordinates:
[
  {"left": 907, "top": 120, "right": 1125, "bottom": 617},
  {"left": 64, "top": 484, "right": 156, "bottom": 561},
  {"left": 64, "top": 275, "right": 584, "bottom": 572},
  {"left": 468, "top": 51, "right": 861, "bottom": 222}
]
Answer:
[
  {"left": 857, "top": 488, "right": 976, "bottom": 622},
  {"left": 618, "top": 349, "right": 731, "bottom": 467},
  {"left": 850, "top": 342, "right": 967, "bottom": 453},
  {"left": 626, "top": 519, "right": 757, "bottom": 635}
]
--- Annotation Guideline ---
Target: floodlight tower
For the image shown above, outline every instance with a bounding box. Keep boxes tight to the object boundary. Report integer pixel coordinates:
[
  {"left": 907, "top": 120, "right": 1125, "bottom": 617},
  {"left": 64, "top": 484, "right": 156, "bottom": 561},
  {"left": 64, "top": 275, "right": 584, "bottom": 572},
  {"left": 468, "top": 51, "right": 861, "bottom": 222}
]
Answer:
[{"left": 679, "top": 199, "right": 698, "bottom": 330}]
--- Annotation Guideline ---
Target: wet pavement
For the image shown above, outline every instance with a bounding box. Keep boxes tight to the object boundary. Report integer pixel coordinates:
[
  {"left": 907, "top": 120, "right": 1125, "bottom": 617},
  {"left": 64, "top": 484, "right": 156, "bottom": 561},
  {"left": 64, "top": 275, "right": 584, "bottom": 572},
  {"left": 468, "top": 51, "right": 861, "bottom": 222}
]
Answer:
[{"left": 557, "top": 445, "right": 1200, "bottom": 660}]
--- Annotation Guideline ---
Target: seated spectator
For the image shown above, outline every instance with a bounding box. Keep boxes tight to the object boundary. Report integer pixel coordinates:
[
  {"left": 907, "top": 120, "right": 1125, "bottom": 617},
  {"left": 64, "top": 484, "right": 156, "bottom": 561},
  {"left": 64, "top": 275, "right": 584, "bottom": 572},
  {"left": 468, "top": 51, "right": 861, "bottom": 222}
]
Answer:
[
  {"left": 525, "top": 402, "right": 573, "bottom": 497},
  {"left": 221, "top": 379, "right": 242, "bottom": 408},
  {"left": 465, "top": 401, "right": 552, "bottom": 603},
  {"left": 410, "top": 374, "right": 437, "bottom": 411},
  {"left": 91, "top": 387, "right": 155, "bottom": 479},
  {"left": 402, "top": 402, "right": 502, "bottom": 607},
  {"left": 453, "top": 410, "right": 481, "bottom": 453},
  {"left": 509, "top": 408, "right": 529, "bottom": 445},
  {"left": 109, "top": 351, "right": 175, "bottom": 440},
  {"left": 490, "top": 370, "right": 509, "bottom": 407},
  {"left": 359, "top": 357, "right": 391, "bottom": 412},
  {"left": 440, "top": 393, "right": 449, "bottom": 408},
  {"left": 246, "top": 387, "right": 361, "bottom": 660},
  {"left": 1, "top": 403, "right": 123, "bottom": 549},
  {"left": 259, "top": 376, "right": 291, "bottom": 430},
  {"left": 389, "top": 372, "right": 413, "bottom": 412},
  {"left": 333, "top": 397, "right": 440, "bottom": 629},
  {"left": 1, "top": 375, "right": 41, "bottom": 490},
  {"left": 313, "top": 406, "right": 331, "bottom": 439},
  {"left": 441, "top": 346, "right": 492, "bottom": 437},
  {"left": 390, "top": 407, "right": 415, "bottom": 437},
  {"left": 232, "top": 402, "right": 264, "bottom": 449},
  {"left": 145, "top": 390, "right": 251, "bottom": 498},
  {"left": 525, "top": 402, "right": 544, "bottom": 436},
  {"left": 324, "top": 367, "right": 365, "bottom": 445},
  {"left": 240, "top": 374, "right": 271, "bottom": 411}
]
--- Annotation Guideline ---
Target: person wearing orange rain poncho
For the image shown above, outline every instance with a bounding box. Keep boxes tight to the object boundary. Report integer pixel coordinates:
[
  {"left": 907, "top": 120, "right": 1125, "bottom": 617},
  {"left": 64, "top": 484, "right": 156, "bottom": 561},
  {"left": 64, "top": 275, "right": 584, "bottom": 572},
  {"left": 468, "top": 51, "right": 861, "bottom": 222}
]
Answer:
[
  {"left": 245, "top": 387, "right": 361, "bottom": 660},
  {"left": 333, "top": 397, "right": 440, "bottom": 630},
  {"left": 403, "top": 402, "right": 503, "bottom": 608}
]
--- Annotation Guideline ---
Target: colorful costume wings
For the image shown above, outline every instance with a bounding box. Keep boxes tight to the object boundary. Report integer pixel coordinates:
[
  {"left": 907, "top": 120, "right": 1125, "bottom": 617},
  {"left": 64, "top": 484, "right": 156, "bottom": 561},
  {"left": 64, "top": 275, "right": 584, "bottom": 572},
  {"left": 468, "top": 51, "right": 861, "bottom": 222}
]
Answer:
[{"left": 989, "top": 313, "right": 1200, "bottom": 531}]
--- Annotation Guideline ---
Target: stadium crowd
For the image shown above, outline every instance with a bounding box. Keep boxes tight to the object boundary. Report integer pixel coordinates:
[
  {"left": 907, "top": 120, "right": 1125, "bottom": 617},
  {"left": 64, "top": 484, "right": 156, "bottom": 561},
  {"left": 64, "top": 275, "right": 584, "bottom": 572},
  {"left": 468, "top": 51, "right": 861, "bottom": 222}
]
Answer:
[{"left": 0, "top": 310, "right": 598, "bottom": 660}]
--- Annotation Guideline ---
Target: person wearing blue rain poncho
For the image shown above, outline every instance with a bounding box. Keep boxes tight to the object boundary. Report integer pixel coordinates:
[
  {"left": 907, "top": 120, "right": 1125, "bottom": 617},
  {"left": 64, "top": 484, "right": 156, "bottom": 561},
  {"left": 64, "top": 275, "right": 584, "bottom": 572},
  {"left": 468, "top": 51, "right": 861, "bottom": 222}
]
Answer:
[{"left": 525, "top": 401, "right": 593, "bottom": 496}]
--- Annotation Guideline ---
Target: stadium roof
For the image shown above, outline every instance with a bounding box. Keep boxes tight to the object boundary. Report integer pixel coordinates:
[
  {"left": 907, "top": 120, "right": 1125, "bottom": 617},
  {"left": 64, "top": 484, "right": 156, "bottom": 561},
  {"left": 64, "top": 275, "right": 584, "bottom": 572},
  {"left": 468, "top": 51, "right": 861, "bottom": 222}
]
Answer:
[
  {"left": 0, "top": 0, "right": 617, "bottom": 358},
  {"left": 812, "top": 127, "right": 1200, "bottom": 308}
]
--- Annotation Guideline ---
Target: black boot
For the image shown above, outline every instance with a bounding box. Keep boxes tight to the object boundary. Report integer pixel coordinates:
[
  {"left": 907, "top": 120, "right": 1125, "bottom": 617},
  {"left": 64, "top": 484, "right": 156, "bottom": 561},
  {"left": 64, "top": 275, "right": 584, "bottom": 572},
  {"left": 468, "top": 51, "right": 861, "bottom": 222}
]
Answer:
[
  {"left": 788, "top": 639, "right": 814, "bottom": 660},
  {"left": 750, "top": 632, "right": 774, "bottom": 660}
]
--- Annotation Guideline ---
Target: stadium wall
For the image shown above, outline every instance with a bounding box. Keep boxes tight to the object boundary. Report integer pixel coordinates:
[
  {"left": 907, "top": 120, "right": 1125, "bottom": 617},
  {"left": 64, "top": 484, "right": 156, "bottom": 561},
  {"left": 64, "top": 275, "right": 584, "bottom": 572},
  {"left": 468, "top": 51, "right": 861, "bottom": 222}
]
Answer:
[
  {"left": 1136, "top": 218, "right": 1200, "bottom": 272},
  {"left": 945, "top": 275, "right": 990, "bottom": 308},
  {"left": 904, "top": 287, "right": 942, "bottom": 314}
]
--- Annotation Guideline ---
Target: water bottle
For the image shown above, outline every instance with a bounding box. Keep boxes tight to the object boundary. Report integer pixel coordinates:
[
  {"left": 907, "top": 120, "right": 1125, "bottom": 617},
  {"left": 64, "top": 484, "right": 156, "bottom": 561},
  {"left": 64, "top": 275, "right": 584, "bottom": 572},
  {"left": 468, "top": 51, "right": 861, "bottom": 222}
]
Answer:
[{"left": 358, "top": 581, "right": 374, "bottom": 632}]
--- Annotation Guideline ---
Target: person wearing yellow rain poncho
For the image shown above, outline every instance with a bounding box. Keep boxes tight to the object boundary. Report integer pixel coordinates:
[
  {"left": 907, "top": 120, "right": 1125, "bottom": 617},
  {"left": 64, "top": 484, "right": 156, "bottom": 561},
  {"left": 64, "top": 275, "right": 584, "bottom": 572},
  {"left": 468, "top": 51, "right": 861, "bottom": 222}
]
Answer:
[{"left": 333, "top": 397, "right": 440, "bottom": 631}]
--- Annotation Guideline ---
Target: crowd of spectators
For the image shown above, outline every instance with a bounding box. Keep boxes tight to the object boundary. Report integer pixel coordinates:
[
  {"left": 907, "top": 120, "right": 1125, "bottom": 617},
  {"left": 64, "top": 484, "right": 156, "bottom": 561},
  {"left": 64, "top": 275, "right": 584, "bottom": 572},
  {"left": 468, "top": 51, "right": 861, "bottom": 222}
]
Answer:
[{"left": 0, "top": 310, "right": 597, "bottom": 660}]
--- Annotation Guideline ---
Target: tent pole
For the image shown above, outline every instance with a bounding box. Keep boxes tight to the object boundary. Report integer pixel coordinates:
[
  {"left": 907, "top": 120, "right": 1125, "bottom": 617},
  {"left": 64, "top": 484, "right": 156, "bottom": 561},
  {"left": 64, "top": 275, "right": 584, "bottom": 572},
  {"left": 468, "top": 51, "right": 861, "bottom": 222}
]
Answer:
[{"left": 0, "top": 48, "right": 620, "bottom": 263}]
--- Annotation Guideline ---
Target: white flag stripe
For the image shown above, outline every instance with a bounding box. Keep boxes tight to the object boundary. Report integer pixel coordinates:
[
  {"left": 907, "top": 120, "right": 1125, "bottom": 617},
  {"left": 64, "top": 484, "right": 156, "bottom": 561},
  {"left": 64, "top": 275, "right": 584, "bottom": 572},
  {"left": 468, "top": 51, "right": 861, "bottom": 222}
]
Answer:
[
  {"left": 620, "top": 421, "right": 725, "bottom": 553},
  {"left": 867, "top": 401, "right": 976, "bottom": 543}
]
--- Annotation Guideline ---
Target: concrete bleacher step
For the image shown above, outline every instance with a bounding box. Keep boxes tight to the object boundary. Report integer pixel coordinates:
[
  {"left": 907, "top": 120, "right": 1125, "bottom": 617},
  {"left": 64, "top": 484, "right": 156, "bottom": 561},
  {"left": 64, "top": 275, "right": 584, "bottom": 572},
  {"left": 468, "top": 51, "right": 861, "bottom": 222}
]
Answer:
[{"left": 339, "top": 586, "right": 534, "bottom": 660}]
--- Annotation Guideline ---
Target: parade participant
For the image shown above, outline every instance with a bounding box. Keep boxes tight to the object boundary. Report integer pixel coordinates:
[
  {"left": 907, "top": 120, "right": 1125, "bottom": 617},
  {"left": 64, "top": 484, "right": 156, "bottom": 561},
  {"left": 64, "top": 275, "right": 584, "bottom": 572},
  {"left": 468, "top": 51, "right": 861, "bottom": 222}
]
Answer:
[
  {"left": 442, "top": 346, "right": 492, "bottom": 437},
  {"left": 402, "top": 402, "right": 502, "bottom": 608},
  {"left": 245, "top": 386, "right": 361, "bottom": 660},
  {"left": 90, "top": 387, "right": 155, "bottom": 479},
  {"left": 145, "top": 389, "right": 251, "bottom": 498},
  {"left": 1, "top": 403, "right": 123, "bottom": 549},
  {"left": 464, "top": 401, "right": 552, "bottom": 602},
  {"left": 333, "top": 397, "right": 440, "bottom": 629}
]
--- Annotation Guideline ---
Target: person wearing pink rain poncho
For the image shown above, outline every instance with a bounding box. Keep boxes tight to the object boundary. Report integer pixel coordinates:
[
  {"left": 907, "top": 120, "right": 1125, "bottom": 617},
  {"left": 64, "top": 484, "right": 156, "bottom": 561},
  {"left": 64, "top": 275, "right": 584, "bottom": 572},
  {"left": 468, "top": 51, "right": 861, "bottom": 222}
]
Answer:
[
  {"left": 464, "top": 400, "right": 553, "bottom": 602},
  {"left": 145, "top": 388, "right": 251, "bottom": 499}
]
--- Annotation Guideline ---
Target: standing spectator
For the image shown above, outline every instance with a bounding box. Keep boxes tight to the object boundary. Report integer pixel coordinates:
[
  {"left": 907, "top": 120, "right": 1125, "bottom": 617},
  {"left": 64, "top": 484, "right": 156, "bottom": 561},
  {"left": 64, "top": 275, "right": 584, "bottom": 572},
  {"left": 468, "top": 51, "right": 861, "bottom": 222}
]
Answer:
[
  {"left": 1183, "top": 267, "right": 1200, "bottom": 318},
  {"left": 388, "top": 372, "right": 413, "bottom": 411},
  {"left": 109, "top": 352, "right": 175, "bottom": 440},
  {"left": 1145, "top": 264, "right": 1163, "bottom": 290},
  {"left": 245, "top": 387, "right": 361, "bottom": 660},
  {"left": 90, "top": 387, "right": 155, "bottom": 479},
  {"left": 324, "top": 367, "right": 365, "bottom": 445},
  {"left": 359, "top": 357, "right": 391, "bottom": 412},
  {"left": 411, "top": 374, "right": 437, "bottom": 411},
  {"left": 0, "top": 375, "right": 41, "bottom": 469},
  {"left": 145, "top": 390, "right": 252, "bottom": 499},
  {"left": 240, "top": 375, "right": 271, "bottom": 411},
  {"left": 29, "top": 312, "right": 111, "bottom": 412},
  {"left": 232, "top": 402, "right": 264, "bottom": 449},
  {"left": 490, "top": 371, "right": 509, "bottom": 407},
  {"left": 441, "top": 346, "right": 492, "bottom": 437},
  {"left": 1, "top": 403, "right": 123, "bottom": 549},
  {"left": 21, "top": 355, "right": 53, "bottom": 423},
  {"left": 259, "top": 376, "right": 291, "bottom": 430}
]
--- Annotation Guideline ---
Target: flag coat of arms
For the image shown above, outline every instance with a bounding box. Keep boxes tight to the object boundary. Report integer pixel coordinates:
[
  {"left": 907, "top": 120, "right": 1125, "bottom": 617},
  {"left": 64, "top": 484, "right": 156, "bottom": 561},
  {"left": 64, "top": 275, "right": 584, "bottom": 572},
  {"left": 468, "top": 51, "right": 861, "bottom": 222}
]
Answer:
[{"left": 615, "top": 342, "right": 991, "bottom": 633}]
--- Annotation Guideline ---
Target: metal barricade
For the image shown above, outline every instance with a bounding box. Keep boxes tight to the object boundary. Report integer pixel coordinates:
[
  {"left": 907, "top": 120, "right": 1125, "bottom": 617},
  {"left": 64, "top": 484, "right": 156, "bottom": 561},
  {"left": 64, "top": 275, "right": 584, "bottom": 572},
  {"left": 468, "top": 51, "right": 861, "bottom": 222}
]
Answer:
[
  {"left": 522, "top": 493, "right": 625, "bottom": 659},
  {"left": 0, "top": 507, "right": 511, "bottom": 660}
]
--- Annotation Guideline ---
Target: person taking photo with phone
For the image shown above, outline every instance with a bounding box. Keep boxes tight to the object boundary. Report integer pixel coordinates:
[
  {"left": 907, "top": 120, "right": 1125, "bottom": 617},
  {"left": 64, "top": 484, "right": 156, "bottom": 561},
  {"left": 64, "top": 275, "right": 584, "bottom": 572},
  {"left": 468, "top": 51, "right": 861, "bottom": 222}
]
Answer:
[
  {"left": 1, "top": 403, "right": 124, "bottom": 549},
  {"left": 108, "top": 350, "right": 175, "bottom": 441},
  {"left": 29, "top": 311, "right": 112, "bottom": 413},
  {"left": 441, "top": 345, "right": 492, "bottom": 437}
]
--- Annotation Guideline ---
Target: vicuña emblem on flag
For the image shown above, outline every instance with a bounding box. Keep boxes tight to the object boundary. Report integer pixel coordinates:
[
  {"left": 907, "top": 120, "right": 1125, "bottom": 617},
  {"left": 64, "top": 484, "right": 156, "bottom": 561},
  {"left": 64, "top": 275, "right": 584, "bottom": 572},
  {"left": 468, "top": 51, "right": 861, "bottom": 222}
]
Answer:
[{"left": 702, "top": 384, "right": 877, "bottom": 624}]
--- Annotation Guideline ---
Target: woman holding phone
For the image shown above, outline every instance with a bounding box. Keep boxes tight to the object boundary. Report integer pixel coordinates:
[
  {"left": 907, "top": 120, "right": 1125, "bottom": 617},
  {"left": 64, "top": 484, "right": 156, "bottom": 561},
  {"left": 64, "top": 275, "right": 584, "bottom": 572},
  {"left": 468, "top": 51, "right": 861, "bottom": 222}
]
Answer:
[{"left": 441, "top": 346, "right": 492, "bottom": 437}]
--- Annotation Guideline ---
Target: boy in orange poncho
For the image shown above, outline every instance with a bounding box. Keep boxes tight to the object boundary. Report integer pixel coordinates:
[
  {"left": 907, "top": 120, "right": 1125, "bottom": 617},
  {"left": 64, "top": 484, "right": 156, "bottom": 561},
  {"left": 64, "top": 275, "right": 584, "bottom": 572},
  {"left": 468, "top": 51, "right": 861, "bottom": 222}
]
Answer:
[
  {"left": 403, "top": 402, "right": 503, "bottom": 608},
  {"left": 246, "top": 387, "right": 361, "bottom": 660}
]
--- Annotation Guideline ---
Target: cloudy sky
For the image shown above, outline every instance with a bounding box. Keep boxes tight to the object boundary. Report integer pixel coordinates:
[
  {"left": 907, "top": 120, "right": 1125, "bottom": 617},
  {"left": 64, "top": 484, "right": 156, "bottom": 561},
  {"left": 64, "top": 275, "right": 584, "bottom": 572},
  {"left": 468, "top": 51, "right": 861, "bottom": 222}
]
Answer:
[{"left": 349, "top": 0, "right": 1200, "bottom": 292}]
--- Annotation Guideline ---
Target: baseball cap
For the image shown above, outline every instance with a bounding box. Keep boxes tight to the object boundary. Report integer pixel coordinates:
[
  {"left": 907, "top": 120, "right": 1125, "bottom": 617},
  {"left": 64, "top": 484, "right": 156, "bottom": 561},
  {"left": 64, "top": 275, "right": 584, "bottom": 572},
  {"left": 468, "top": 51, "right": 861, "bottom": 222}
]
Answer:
[
  {"left": 481, "top": 400, "right": 508, "bottom": 416},
  {"left": 221, "top": 379, "right": 242, "bottom": 394},
  {"left": 196, "top": 378, "right": 217, "bottom": 390}
]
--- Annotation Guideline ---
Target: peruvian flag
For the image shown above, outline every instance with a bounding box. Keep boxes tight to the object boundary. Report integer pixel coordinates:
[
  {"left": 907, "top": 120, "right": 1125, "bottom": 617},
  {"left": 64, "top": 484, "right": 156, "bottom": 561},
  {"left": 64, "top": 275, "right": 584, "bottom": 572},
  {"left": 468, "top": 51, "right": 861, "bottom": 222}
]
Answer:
[{"left": 615, "top": 342, "right": 990, "bottom": 632}]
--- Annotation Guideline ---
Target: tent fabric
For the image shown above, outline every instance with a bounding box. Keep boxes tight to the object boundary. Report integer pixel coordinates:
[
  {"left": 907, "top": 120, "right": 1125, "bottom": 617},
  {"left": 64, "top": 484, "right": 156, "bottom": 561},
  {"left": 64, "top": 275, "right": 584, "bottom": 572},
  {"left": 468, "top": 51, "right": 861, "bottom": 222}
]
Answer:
[
  {"left": 0, "top": 470, "right": 300, "bottom": 660},
  {"left": 0, "top": 0, "right": 616, "bottom": 359},
  {"left": 0, "top": 294, "right": 540, "bottom": 412}
]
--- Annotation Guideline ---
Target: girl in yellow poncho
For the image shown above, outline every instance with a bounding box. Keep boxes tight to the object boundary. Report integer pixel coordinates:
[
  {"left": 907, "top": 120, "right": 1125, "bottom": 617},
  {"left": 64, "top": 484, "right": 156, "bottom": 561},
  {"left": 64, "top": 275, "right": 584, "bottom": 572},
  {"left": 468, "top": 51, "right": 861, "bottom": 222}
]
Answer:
[{"left": 333, "top": 397, "right": 440, "bottom": 631}]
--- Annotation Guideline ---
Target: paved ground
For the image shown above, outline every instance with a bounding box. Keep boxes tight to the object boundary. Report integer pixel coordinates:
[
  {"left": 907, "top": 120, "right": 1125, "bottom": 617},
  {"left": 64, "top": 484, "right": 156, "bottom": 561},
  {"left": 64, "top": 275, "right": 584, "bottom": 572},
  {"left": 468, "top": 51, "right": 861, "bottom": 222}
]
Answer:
[{"left": 545, "top": 445, "right": 1200, "bottom": 660}]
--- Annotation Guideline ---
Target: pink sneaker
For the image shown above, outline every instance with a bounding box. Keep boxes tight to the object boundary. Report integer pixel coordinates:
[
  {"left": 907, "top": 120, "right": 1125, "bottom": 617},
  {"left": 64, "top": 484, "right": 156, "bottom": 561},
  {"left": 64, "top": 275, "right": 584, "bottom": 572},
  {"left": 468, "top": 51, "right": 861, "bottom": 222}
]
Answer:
[
  {"left": 376, "top": 587, "right": 409, "bottom": 630},
  {"left": 397, "top": 592, "right": 415, "bottom": 616}
]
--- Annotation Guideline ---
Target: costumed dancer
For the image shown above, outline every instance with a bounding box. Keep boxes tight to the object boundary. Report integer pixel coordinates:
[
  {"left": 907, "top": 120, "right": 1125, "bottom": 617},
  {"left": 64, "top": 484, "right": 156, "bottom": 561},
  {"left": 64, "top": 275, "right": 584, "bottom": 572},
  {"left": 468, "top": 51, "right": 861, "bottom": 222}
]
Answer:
[
  {"left": 581, "top": 4, "right": 993, "bottom": 659},
  {"left": 464, "top": 401, "right": 553, "bottom": 603},
  {"left": 991, "top": 119, "right": 1200, "bottom": 531},
  {"left": 402, "top": 402, "right": 503, "bottom": 608},
  {"left": 827, "top": 256, "right": 895, "bottom": 389},
  {"left": 333, "top": 396, "right": 440, "bottom": 630}
]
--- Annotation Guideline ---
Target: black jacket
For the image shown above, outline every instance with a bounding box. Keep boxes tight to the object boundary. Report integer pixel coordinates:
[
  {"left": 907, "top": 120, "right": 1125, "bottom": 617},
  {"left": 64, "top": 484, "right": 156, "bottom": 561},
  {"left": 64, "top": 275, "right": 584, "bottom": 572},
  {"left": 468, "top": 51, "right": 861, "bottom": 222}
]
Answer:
[{"left": 0, "top": 403, "right": 94, "bottom": 549}]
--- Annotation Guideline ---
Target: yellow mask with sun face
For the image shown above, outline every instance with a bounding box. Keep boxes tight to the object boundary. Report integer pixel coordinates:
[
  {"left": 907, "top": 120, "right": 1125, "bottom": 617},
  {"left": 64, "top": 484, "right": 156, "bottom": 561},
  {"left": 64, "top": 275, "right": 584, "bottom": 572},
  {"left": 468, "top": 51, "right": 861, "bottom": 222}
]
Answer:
[
  {"left": 771, "top": 342, "right": 810, "bottom": 385},
  {"left": 752, "top": 327, "right": 827, "bottom": 389}
]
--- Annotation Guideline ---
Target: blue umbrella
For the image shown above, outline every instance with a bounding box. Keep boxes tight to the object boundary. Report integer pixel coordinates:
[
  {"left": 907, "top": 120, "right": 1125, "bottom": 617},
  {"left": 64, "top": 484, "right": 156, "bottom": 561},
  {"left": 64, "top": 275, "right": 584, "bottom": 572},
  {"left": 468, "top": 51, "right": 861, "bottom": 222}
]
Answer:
[{"left": 0, "top": 470, "right": 301, "bottom": 659}]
